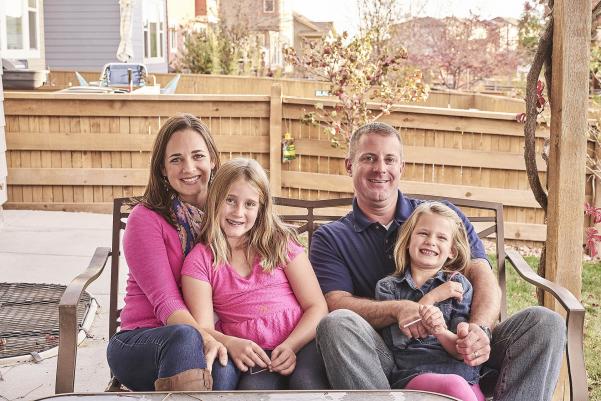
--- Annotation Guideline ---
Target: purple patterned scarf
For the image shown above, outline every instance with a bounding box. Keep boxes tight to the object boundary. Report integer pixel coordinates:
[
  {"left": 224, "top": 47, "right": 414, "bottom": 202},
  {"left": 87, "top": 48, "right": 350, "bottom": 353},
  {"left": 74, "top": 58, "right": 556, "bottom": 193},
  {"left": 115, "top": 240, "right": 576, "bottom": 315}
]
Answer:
[{"left": 170, "top": 197, "right": 204, "bottom": 255}]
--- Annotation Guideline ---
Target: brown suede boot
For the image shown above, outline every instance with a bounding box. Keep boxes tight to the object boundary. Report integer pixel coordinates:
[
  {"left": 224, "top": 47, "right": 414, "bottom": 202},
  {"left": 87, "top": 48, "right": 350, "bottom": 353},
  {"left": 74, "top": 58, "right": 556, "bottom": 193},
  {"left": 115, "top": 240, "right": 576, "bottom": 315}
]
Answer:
[{"left": 154, "top": 368, "right": 213, "bottom": 391}]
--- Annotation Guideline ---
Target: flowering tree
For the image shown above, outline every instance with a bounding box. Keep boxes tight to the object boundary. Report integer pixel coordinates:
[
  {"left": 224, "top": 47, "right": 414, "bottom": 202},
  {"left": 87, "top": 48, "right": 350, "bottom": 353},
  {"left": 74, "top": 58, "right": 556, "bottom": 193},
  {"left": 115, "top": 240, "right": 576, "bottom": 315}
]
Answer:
[
  {"left": 283, "top": 30, "right": 429, "bottom": 147},
  {"left": 357, "top": 0, "right": 403, "bottom": 58},
  {"left": 517, "top": 0, "right": 546, "bottom": 61},
  {"left": 392, "top": 15, "right": 520, "bottom": 90},
  {"left": 175, "top": 1, "right": 276, "bottom": 75},
  {"left": 177, "top": 27, "right": 218, "bottom": 74}
]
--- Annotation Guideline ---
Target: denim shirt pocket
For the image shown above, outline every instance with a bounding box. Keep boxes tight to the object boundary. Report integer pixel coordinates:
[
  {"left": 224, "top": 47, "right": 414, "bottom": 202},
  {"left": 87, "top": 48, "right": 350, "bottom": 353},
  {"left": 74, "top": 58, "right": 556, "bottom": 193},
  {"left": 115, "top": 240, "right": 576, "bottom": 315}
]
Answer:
[{"left": 436, "top": 301, "right": 453, "bottom": 320}]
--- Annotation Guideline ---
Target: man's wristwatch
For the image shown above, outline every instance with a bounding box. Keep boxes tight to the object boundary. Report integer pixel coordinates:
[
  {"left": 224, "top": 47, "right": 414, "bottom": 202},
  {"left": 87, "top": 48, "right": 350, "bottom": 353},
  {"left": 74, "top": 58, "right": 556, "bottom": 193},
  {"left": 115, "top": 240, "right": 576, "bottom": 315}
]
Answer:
[{"left": 478, "top": 325, "right": 493, "bottom": 342}]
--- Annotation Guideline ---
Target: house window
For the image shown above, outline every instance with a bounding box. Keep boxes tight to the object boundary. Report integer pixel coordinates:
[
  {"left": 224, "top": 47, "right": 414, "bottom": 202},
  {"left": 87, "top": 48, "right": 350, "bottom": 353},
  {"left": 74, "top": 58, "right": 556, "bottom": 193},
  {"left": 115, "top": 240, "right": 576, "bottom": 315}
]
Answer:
[
  {"left": 143, "top": 0, "right": 166, "bottom": 61},
  {"left": 0, "top": 0, "right": 40, "bottom": 58},
  {"left": 263, "top": 0, "right": 274, "bottom": 13},
  {"left": 169, "top": 26, "right": 177, "bottom": 53}
]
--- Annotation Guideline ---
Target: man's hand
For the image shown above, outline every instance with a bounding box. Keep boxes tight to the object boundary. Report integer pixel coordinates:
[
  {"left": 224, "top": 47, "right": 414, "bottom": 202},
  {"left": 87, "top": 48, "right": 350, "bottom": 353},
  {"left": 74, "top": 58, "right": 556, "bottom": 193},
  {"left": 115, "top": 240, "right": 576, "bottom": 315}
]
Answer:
[
  {"left": 456, "top": 322, "right": 491, "bottom": 366},
  {"left": 270, "top": 342, "right": 297, "bottom": 376},
  {"left": 398, "top": 301, "right": 429, "bottom": 338},
  {"left": 420, "top": 281, "right": 464, "bottom": 305},
  {"left": 203, "top": 336, "right": 228, "bottom": 371},
  {"left": 419, "top": 304, "right": 447, "bottom": 335}
]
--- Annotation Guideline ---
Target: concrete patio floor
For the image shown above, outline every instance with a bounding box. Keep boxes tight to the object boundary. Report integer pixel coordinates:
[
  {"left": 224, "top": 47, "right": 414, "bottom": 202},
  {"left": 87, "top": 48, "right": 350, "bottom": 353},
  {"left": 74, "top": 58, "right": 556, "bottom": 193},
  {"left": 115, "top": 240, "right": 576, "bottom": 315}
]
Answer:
[{"left": 0, "top": 209, "right": 119, "bottom": 400}]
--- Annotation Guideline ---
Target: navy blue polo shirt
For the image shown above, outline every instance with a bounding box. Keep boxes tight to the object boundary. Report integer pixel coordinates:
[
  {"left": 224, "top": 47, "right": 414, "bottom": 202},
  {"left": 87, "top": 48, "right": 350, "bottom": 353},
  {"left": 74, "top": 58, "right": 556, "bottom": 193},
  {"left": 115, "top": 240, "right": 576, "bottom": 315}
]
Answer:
[{"left": 309, "top": 191, "right": 487, "bottom": 299}]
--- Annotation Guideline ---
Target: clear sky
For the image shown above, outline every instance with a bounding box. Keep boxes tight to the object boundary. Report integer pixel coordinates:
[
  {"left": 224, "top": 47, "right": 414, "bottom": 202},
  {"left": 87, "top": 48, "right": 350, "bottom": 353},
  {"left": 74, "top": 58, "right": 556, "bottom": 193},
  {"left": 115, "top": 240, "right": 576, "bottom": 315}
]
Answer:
[{"left": 291, "top": 0, "right": 529, "bottom": 36}]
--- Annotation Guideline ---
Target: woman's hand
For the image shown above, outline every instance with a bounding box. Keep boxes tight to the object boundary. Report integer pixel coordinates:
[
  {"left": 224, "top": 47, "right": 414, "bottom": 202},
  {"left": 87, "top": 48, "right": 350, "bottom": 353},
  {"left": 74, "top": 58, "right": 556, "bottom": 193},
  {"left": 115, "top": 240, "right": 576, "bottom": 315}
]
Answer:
[
  {"left": 270, "top": 342, "right": 297, "bottom": 376},
  {"left": 420, "top": 281, "right": 464, "bottom": 304},
  {"left": 419, "top": 304, "right": 447, "bottom": 335},
  {"left": 224, "top": 337, "right": 271, "bottom": 373},
  {"left": 203, "top": 335, "right": 228, "bottom": 370}
]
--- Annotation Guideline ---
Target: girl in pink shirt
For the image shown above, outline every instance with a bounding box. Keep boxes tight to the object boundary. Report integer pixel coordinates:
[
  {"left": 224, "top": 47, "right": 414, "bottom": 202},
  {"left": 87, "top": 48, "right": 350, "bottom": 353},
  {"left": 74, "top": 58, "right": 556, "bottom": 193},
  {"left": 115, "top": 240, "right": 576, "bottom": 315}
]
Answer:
[{"left": 182, "top": 158, "right": 329, "bottom": 390}]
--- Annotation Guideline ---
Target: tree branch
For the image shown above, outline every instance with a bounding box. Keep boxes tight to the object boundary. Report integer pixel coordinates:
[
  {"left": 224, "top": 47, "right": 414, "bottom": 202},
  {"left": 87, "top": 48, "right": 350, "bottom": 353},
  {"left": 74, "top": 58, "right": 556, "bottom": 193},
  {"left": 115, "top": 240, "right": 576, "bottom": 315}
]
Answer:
[{"left": 524, "top": 15, "right": 554, "bottom": 212}]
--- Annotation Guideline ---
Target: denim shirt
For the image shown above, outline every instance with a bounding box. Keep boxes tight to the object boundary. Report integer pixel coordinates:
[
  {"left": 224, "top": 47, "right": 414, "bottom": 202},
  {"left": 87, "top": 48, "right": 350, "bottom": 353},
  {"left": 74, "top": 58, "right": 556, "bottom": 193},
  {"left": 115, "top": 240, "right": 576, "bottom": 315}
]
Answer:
[{"left": 375, "top": 269, "right": 481, "bottom": 388}]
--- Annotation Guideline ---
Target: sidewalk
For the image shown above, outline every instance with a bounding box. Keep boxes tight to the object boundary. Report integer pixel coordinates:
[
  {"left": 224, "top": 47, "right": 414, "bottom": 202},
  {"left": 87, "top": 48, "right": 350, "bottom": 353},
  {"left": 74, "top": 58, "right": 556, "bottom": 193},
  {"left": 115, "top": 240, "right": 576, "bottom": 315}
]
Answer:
[{"left": 0, "top": 209, "right": 117, "bottom": 400}]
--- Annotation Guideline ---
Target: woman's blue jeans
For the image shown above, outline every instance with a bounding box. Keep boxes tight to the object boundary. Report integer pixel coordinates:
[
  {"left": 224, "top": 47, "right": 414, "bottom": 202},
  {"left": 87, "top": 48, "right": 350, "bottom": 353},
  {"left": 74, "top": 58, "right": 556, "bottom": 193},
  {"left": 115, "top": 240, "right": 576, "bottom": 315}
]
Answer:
[{"left": 107, "top": 324, "right": 239, "bottom": 391}]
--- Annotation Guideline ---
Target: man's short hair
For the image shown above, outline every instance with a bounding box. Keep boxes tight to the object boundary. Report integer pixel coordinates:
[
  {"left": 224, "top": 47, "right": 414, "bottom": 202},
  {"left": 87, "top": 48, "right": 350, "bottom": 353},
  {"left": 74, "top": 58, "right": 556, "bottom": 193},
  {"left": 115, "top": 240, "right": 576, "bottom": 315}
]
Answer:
[{"left": 348, "top": 122, "right": 403, "bottom": 161}]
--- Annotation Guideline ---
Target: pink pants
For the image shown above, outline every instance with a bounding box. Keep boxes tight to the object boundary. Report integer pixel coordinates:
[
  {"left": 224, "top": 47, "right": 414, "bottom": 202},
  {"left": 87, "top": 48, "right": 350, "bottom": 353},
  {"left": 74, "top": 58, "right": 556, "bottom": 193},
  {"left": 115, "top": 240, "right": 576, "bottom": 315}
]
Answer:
[{"left": 405, "top": 373, "right": 485, "bottom": 401}]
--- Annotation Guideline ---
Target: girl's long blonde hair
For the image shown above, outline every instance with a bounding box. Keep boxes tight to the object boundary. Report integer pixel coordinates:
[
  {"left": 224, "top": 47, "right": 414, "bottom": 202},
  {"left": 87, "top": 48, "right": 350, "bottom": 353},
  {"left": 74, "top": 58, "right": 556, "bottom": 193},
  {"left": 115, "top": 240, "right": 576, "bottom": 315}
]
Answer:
[
  {"left": 199, "top": 158, "right": 298, "bottom": 272},
  {"left": 393, "top": 201, "right": 471, "bottom": 276}
]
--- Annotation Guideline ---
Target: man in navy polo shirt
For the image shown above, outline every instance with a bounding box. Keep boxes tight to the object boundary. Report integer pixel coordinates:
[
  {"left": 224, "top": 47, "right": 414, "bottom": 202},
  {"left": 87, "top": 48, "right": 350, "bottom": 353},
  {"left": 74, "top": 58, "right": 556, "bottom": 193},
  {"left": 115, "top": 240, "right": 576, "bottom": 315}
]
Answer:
[{"left": 310, "top": 122, "right": 565, "bottom": 400}]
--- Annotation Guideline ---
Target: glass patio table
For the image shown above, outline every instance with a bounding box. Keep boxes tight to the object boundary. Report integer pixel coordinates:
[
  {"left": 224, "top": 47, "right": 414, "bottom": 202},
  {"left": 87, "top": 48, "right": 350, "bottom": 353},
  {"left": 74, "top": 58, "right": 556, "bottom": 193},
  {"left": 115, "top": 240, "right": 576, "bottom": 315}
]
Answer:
[{"left": 40, "top": 391, "right": 459, "bottom": 401}]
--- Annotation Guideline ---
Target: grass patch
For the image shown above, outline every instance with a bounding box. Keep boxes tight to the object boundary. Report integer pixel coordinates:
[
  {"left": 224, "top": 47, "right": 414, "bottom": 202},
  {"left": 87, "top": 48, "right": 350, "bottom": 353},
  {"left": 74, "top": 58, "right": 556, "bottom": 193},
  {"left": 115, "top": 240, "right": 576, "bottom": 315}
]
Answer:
[
  {"left": 583, "top": 261, "right": 601, "bottom": 400},
  {"left": 494, "top": 255, "right": 601, "bottom": 400}
]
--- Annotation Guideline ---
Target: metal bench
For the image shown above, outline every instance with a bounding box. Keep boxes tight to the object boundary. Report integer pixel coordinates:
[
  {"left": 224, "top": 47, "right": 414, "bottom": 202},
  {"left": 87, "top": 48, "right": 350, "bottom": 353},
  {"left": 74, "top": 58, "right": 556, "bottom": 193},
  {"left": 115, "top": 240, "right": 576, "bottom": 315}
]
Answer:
[{"left": 55, "top": 196, "right": 587, "bottom": 400}]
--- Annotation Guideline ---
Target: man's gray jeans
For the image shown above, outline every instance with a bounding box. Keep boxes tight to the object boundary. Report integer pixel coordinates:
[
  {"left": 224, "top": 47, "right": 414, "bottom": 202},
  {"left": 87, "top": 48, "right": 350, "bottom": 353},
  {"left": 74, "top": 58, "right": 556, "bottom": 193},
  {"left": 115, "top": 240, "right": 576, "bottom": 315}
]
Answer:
[{"left": 315, "top": 306, "right": 565, "bottom": 400}]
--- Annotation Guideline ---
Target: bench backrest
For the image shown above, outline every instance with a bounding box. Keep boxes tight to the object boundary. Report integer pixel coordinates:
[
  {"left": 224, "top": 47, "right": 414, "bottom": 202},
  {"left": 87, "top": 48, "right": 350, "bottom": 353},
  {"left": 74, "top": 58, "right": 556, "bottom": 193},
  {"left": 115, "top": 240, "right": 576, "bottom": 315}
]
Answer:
[{"left": 108, "top": 195, "right": 507, "bottom": 338}]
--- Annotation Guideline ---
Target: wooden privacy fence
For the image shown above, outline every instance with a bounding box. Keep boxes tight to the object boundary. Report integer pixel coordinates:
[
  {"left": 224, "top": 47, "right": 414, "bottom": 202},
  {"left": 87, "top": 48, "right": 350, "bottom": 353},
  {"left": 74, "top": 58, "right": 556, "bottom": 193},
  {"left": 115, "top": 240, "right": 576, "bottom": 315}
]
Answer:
[
  {"left": 43, "top": 70, "right": 526, "bottom": 113},
  {"left": 3, "top": 86, "right": 592, "bottom": 244}
]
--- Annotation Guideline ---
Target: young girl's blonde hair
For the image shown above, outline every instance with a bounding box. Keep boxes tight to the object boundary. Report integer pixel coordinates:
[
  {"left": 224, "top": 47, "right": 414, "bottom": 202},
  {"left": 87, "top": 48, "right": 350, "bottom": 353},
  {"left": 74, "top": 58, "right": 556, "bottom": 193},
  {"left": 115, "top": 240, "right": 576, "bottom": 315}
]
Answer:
[
  {"left": 393, "top": 201, "right": 471, "bottom": 276},
  {"left": 199, "top": 158, "right": 298, "bottom": 272}
]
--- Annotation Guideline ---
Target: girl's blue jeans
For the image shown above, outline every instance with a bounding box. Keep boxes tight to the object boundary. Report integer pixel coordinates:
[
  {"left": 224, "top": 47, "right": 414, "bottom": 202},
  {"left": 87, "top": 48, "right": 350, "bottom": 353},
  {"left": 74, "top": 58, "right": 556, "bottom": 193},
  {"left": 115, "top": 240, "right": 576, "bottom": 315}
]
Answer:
[{"left": 106, "top": 324, "right": 239, "bottom": 391}]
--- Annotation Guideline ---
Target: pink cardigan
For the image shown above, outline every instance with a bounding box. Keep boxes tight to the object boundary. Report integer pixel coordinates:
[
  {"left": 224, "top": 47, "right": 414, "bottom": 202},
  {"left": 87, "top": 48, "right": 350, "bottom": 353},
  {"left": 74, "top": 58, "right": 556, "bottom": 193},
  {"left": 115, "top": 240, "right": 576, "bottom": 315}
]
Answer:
[{"left": 119, "top": 204, "right": 189, "bottom": 330}]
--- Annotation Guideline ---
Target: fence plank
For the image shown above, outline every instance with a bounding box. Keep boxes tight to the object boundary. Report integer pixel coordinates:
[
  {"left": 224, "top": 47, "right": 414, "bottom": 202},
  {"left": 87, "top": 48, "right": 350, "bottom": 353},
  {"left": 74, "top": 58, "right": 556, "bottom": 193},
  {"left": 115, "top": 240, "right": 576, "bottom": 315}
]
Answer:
[
  {"left": 4, "top": 94, "right": 271, "bottom": 118},
  {"left": 8, "top": 168, "right": 148, "bottom": 186},
  {"left": 4, "top": 201, "right": 113, "bottom": 213},
  {"left": 270, "top": 85, "right": 282, "bottom": 195},
  {"left": 6, "top": 132, "right": 269, "bottom": 153},
  {"left": 282, "top": 171, "right": 541, "bottom": 208},
  {"left": 282, "top": 100, "right": 550, "bottom": 138}
]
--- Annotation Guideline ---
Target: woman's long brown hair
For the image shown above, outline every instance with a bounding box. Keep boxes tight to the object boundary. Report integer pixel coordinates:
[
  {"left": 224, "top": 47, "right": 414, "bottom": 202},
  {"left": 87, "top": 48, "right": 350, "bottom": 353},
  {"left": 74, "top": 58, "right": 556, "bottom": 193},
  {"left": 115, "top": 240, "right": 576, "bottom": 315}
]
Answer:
[{"left": 130, "top": 113, "right": 220, "bottom": 225}]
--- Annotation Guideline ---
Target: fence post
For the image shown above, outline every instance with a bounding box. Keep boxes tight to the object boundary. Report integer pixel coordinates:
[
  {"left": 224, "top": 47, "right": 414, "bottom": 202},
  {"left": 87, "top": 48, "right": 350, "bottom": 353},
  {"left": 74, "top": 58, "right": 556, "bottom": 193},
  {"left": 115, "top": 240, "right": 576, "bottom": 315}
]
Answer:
[
  {"left": 269, "top": 84, "right": 282, "bottom": 196},
  {"left": 0, "top": 66, "right": 6, "bottom": 211}
]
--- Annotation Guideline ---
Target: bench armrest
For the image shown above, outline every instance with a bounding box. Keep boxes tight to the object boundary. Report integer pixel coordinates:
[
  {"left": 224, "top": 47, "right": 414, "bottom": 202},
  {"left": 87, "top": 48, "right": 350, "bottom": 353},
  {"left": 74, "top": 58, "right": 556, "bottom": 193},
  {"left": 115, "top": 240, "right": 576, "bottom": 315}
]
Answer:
[
  {"left": 55, "top": 247, "right": 111, "bottom": 394},
  {"left": 504, "top": 249, "right": 587, "bottom": 401}
]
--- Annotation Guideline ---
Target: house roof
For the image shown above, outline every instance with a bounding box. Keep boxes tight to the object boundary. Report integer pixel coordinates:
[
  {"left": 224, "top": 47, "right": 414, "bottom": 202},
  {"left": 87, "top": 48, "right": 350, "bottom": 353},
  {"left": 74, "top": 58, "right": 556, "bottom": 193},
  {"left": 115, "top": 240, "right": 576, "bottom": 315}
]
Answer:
[
  {"left": 293, "top": 12, "right": 333, "bottom": 34},
  {"left": 489, "top": 16, "right": 519, "bottom": 26}
]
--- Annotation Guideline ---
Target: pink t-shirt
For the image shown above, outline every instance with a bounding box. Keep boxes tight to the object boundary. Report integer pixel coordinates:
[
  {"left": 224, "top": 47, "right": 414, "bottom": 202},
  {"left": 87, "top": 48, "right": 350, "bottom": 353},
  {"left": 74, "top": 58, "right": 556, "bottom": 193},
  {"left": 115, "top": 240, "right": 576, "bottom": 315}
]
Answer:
[{"left": 182, "top": 241, "right": 304, "bottom": 350}]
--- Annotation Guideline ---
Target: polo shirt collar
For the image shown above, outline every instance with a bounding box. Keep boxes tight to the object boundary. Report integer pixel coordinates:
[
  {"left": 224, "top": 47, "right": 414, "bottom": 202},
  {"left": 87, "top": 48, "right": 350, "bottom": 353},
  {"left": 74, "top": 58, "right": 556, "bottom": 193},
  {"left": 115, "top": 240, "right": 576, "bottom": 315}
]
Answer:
[
  {"left": 350, "top": 191, "right": 416, "bottom": 232},
  {"left": 350, "top": 197, "right": 373, "bottom": 232}
]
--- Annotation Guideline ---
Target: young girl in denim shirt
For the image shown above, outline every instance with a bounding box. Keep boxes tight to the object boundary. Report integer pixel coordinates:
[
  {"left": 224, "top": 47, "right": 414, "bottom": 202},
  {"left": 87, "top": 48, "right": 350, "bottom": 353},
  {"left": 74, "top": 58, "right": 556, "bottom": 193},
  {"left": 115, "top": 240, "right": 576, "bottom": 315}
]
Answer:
[
  {"left": 375, "top": 201, "right": 485, "bottom": 401},
  {"left": 181, "top": 158, "right": 329, "bottom": 390}
]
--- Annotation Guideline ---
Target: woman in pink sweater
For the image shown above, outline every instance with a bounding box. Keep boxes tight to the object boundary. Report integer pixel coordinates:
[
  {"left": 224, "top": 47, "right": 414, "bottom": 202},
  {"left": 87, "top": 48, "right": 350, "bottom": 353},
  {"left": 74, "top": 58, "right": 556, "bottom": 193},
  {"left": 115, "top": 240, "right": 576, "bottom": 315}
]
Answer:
[{"left": 106, "top": 114, "right": 238, "bottom": 391}]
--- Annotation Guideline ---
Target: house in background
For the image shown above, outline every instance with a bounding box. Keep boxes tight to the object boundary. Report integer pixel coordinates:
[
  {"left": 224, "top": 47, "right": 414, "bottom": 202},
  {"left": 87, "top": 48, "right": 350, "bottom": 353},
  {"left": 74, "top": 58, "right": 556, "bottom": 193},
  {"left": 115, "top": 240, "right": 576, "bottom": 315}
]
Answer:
[
  {"left": 166, "top": 0, "right": 218, "bottom": 69},
  {"left": 0, "top": 0, "right": 46, "bottom": 208},
  {"left": 0, "top": 0, "right": 45, "bottom": 69},
  {"left": 391, "top": 16, "right": 520, "bottom": 90},
  {"left": 219, "top": 0, "right": 293, "bottom": 69},
  {"left": 44, "top": 0, "right": 168, "bottom": 73},
  {"left": 488, "top": 17, "right": 520, "bottom": 52},
  {"left": 293, "top": 12, "right": 334, "bottom": 59}
]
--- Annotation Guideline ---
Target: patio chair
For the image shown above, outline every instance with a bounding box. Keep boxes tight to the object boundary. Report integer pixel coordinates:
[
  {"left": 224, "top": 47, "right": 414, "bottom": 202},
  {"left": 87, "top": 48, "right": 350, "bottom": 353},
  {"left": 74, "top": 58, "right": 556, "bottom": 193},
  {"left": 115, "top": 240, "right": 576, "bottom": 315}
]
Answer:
[
  {"left": 99, "top": 63, "right": 148, "bottom": 89},
  {"left": 54, "top": 195, "right": 587, "bottom": 400},
  {"left": 160, "top": 74, "right": 181, "bottom": 95},
  {"left": 74, "top": 72, "right": 89, "bottom": 87}
]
